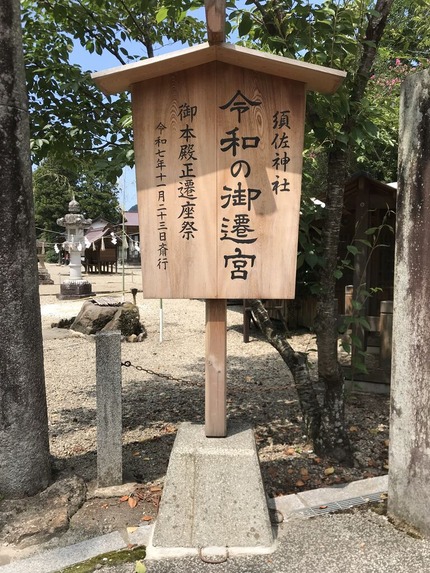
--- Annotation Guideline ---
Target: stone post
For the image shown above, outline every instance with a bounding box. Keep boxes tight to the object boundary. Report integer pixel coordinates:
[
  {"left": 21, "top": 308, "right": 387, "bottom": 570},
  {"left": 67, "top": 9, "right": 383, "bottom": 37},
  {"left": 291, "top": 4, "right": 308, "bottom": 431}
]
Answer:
[
  {"left": 388, "top": 68, "right": 430, "bottom": 535},
  {"left": 0, "top": 0, "right": 51, "bottom": 497},
  {"left": 96, "top": 331, "right": 123, "bottom": 487}
]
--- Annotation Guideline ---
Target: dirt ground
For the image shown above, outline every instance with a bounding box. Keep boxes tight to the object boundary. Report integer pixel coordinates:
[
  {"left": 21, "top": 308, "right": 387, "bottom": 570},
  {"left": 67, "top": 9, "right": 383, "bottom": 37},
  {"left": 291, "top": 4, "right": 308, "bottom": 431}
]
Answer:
[{"left": 0, "top": 263, "right": 390, "bottom": 557}]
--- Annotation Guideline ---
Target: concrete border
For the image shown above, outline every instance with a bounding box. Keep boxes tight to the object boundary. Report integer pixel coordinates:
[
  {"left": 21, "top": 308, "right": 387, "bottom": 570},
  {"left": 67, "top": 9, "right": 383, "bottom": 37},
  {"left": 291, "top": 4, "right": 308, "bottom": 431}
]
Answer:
[{"left": 0, "top": 475, "right": 388, "bottom": 572}]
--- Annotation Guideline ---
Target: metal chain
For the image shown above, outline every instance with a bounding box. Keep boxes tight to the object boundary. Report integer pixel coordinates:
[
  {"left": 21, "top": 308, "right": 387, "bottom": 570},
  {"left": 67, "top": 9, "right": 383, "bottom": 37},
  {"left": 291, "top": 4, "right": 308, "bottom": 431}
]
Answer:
[
  {"left": 121, "top": 360, "right": 291, "bottom": 393},
  {"left": 121, "top": 360, "right": 202, "bottom": 386}
]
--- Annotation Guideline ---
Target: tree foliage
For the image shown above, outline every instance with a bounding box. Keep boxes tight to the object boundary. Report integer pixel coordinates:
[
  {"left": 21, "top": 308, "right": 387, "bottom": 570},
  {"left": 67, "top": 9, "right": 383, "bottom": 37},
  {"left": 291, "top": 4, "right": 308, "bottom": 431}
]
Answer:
[
  {"left": 21, "top": 0, "right": 206, "bottom": 179},
  {"left": 33, "top": 153, "right": 121, "bottom": 241}
]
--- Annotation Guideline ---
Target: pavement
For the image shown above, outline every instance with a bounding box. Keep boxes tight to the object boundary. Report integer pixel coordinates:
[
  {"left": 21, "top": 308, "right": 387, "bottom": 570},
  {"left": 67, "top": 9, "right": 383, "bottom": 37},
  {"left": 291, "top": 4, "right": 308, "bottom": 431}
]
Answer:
[
  {"left": 2, "top": 475, "right": 430, "bottom": 573},
  {"left": 16, "top": 268, "right": 430, "bottom": 571}
]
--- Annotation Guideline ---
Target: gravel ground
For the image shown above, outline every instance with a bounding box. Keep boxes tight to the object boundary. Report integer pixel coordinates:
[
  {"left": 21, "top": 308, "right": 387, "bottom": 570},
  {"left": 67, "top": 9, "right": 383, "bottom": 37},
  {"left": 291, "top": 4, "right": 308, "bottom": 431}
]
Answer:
[{"left": 40, "top": 264, "right": 389, "bottom": 501}]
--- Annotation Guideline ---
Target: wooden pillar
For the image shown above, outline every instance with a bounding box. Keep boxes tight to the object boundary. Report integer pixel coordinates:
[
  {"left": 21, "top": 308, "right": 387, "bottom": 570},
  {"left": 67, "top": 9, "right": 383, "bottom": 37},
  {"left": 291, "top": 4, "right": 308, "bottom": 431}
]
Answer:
[
  {"left": 379, "top": 300, "right": 393, "bottom": 373},
  {"left": 205, "top": 0, "right": 226, "bottom": 45},
  {"left": 205, "top": 299, "right": 227, "bottom": 437},
  {"left": 352, "top": 180, "right": 370, "bottom": 366}
]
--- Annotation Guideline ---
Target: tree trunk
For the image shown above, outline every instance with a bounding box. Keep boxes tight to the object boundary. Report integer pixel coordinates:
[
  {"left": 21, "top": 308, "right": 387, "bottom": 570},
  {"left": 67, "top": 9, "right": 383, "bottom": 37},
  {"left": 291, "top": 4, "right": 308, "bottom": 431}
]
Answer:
[
  {"left": 249, "top": 300, "right": 321, "bottom": 443},
  {"left": 0, "top": 0, "right": 51, "bottom": 497},
  {"left": 313, "top": 146, "right": 352, "bottom": 462}
]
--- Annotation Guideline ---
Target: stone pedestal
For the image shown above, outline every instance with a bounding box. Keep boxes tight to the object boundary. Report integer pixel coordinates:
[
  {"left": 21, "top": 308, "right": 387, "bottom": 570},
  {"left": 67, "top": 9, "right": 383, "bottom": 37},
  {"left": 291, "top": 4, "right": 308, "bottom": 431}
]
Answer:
[
  {"left": 148, "top": 422, "right": 274, "bottom": 558},
  {"left": 57, "top": 280, "right": 95, "bottom": 300},
  {"left": 36, "top": 249, "right": 54, "bottom": 285},
  {"left": 38, "top": 267, "right": 54, "bottom": 285}
]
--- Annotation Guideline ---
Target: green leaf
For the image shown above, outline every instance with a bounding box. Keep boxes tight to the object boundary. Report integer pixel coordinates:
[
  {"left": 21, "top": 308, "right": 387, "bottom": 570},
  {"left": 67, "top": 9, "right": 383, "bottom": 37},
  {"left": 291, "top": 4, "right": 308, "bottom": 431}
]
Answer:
[
  {"left": 356, "top": 239, "right": 372, "bottom": 247},
  {"left": 333, "top": 268, "right": 343, "bottom": 279},
  {"left": 238, "top": 12, "right": 253, "bottom": 37},
  {"left": 156, "top": 7, "right": 169, "bottom": 23},
  {"left": 352, "top": 360, "right": 368, "bottom": 374},
  {"left": 341, "top": 341, "right": 351, "bottom": 353},
  {"left": 347, "top": 245, "right": 359, "bottom": 256},
  {"left": 350, "top": 334, "right": 363, "bottom": 349},
  {"left": 358, "top": 316, "right": 371, "bottom": 330},
  {"left": 135, "top": 560, "right": 147, "bottom": 573},
  {"left": 364, "top": 227, "right": 378, "bottom": 235}
]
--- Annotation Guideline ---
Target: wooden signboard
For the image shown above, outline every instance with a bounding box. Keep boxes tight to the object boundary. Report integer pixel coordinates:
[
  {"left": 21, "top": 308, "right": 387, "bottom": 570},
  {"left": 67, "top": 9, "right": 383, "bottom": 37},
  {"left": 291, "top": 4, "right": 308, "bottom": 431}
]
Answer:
[
  {"left": 132, "top": 61, "right": 305, "bottom": 299},
  {"left": 92, "top": 39, "right": 345, "bottom": 436}
]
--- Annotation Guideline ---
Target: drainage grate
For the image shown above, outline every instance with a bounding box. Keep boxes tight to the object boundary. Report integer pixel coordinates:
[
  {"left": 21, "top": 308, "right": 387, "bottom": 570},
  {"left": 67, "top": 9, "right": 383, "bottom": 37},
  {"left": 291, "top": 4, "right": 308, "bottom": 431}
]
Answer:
[{"left": 294, "top": 491, "right": 387, "bottom": 518}]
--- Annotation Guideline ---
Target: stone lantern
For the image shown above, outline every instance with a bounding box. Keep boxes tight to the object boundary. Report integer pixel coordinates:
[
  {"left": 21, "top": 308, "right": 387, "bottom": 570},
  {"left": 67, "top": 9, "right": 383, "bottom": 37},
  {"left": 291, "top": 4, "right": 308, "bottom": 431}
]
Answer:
[{"left": 57, "top": 197, "right": 95, "bottom": 299}]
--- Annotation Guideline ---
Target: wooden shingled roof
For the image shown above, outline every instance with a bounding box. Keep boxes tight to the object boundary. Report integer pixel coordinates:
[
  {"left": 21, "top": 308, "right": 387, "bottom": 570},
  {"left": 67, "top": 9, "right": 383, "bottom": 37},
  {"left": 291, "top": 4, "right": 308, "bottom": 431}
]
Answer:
[{"left": 92, "top": 42, "right": 346, "bottom": 96}]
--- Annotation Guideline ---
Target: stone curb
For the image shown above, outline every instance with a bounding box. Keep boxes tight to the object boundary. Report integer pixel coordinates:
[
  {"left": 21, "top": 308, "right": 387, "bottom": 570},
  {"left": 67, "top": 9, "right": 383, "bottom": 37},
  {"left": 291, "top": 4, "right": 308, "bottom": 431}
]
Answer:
[{"left": 0, "top": 475, "right": 388, "bottom": 573}]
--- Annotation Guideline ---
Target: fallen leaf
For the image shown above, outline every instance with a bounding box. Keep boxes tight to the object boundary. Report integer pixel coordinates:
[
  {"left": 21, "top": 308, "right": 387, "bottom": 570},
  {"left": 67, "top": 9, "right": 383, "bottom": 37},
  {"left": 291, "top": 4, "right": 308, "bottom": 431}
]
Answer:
[
  {"left": 384, "top": 439, "right": 390, "bottom": 447},
  {"left": 285, "top": 447, "right": 296, "bottom": 456},
  {"left": 132, "top": 451, "right": 141, "bottom": 457},
  {"left": 127, "top": 526, "right": 138, "bottom": 533},
  {"left": 295, "top": 480, "right": 305, "bottom": 487},
  {"left": 135, "top": 560, "right": 147, "bottom": 573},
  {"left": 349, "top": 426, "right": 359, "bottom": 432},
  {"left": 287, "top": 468, "right": 294, "bottom": 475},
  {"left": 300, "top": 468, "right": 309, "bottom": 477},
  {"left": 313, "top": 457, "right": 322, "bottom": 464},
  {"left": 324, "top": 467, "right": 335, "bottom": 476},
  {"left": 120, "top": 495, "right": 129, "bottom": 503},
  {"left": 380, "top": 493, "right": 388, "bottom": 500},
  {"left": 141, "top": 515, "right": 153, "bottom": 522},
  {"left": 150, "top": 486, "right": 162, "bottom": 492},
  {"left": 319, "top": 505, "right": 328, "bottom": 509},
  {"left": 128, "top": 496, "right": 138, "bottom": 508}
]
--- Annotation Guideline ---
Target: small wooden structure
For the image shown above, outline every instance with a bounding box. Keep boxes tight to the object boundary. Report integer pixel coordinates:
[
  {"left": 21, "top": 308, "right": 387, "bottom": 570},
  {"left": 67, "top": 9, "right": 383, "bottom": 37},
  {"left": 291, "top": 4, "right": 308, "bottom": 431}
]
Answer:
[
  {"left": 336, "top": 172, "right": 396, "bottom": 316},
  {"left": 92, "top": 13, "right": 345, "bottom": 436},
  {"left": 84, "top": 218, "right": 120, "bottom": 273},
  {"left": 338, "top": 173, "right": 396, "bottom": 388},
  {"left": 123, "top": 210, "right": 141, "bottom": 264}
]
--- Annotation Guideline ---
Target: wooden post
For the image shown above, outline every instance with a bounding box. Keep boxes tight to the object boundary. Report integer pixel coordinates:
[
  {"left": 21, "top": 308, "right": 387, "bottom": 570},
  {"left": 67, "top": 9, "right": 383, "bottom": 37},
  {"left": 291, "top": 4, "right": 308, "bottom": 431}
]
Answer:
[
  {"left": 205, "top": 299, "right": 227, "bottom": 437},
  {"left": 205, "top": 0, "right": 226, "bottom": 45},
  {"left": 352, "top": 183, "right": 370, "bottom": 366},
  {"left": 379, "top": 300, "right": 393, "bottom": 373}
]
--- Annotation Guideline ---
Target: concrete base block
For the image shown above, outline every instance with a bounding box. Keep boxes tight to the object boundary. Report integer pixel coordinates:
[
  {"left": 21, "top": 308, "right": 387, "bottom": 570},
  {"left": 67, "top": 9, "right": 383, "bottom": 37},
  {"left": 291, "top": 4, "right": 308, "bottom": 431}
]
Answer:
[{"left": 151, "top": 422, "right": 274, "bottom": 553}]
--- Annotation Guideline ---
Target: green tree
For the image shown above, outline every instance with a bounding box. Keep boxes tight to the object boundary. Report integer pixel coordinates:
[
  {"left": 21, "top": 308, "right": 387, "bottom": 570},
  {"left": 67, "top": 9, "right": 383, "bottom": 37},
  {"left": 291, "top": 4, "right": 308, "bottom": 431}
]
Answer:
[
  {"left": 33, "top": 153, "right": 121, "bottom": 240},
  {"left": 21, "top": 0, "right": 206, "bottom": 179},
  {"left": 230, "top": 0, "right": 427, "bottom": 461}
]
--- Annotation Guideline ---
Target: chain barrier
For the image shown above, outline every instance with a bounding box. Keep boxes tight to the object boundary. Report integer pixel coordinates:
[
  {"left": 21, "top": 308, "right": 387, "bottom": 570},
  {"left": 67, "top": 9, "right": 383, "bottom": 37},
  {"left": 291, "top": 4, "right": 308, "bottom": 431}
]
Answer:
[
  {"left": 121, "top": 360, "right": 290, "bottom": 393},
  {"left": 121, "top": 360, "right": 202, "bottom": 387}
]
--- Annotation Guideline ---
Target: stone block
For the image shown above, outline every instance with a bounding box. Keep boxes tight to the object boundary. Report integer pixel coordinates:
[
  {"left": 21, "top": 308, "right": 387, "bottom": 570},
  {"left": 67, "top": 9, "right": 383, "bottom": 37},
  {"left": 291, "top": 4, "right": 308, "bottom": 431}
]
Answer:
[{"left": 151, "top": 422, "right": 273, "bottom": 551}]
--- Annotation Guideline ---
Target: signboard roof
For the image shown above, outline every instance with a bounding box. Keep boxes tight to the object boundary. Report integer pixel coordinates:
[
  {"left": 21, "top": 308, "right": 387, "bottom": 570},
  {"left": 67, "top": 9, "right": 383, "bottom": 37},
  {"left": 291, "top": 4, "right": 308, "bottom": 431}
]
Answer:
[{"left": 92, "top": 41, "right": 346, "bottom": 97}]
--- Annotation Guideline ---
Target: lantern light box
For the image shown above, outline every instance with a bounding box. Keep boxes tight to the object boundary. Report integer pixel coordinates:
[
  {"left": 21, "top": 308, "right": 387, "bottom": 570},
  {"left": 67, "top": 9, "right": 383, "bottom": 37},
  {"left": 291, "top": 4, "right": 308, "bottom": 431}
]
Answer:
[{"left": 93, "top": 42, "right": 346, "bottom": 300}]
